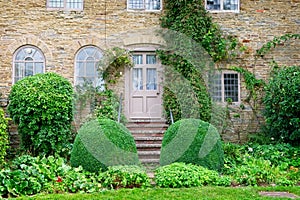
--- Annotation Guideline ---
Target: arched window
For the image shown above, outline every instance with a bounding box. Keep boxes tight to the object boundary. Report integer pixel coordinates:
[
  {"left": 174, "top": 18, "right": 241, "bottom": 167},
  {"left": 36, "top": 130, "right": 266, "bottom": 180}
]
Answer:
[
  {"left": 75, "top": 46, "right": 104, "bottom": 89},
  {"left": 13, "top": 46, "right": 45, "bottom": 83}
]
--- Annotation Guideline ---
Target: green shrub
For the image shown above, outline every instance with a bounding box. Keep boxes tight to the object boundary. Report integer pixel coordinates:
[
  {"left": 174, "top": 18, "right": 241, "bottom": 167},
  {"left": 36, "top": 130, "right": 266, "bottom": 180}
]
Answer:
[
  {"left": 0, "top": 108, "right": 9, "bottom": 166},
  {"left": 8, "top": 72, "right": 74, "bottom": 156},
  {"left": 155, "top": 162, "right": 231, "bottom": 188},
  {"left": 99, "top": 165, "right": 150, "bottom": 189},
  {"left": 160, "top": 118, "right": 224, "bottom": 172},
  {"left": 263, "top": 66, "right": 300, "bottom": 145},
  {"left": 70, "top": 119, "right": 139, "bottom": 173},
  {"left": 95, "top": 89, "right": 126, "bottom": 123},
  {"left": 0, "top": 155, "right": 102, "bottom": 197}
]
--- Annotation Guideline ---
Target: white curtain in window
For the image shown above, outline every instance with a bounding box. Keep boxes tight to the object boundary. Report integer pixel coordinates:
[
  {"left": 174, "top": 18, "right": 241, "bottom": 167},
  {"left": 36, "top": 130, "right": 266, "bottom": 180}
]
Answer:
[
  {"left": 133, "top": 68, "right": 143, "bottom": 90},
  {"left": 146, "top": 68, "right": 157, "bottom": 90}
]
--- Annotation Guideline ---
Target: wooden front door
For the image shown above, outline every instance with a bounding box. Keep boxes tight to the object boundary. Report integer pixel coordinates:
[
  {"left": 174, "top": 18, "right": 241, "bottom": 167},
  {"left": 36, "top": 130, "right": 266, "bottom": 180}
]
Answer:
[{"left": 125, "top": 52, "right": 163, "bottom": 120}]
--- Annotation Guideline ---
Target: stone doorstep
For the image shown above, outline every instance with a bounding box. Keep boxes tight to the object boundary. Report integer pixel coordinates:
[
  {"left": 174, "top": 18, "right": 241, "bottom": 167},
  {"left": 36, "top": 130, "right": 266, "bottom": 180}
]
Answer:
[
  {"left": 136, "top": 143, "right": 162, "bottom": 148},
  {"left": 259, "top": 192, "right": 299, "bottom": 199},
  {"left": 134, "top": 136, "right": 163, "bottom": 141}
]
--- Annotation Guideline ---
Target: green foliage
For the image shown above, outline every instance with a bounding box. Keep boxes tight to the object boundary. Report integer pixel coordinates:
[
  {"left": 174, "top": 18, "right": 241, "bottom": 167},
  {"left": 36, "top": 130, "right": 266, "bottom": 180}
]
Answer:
[
  {"left": 0, "top": 155, "right": 102, "bottom": 197},
  {"left": 158, "top": 52, "right": 212, "bottom": 123},
  {"left": 223, "top": 143, "right": 300, "bottom": 186},
  {"left": 99, "top": 165, "right": 151, "bottom": 189},
  {"left": 256, "top": 34, "right": 300, "bottom": 57},
  {"left": 70, "top": 119, "right": 139, "bottom": 173},
  {"left": 160, "top": 119, "right": 224, "bottom": 172},
  {"left": 160, "top": 0, "right": 237, "bottom": 62},
  {"left": 99, "top": 47, "right": 133, "bottom": 85},
  {"left": 263, "top": 66, "right": 300, "bottom": 145},
  {"left": 8, "top": 72, "right": 74, "bottom": 157},
  {"left": 0, "top": 108, "right": 9, "bottom": 166},
  {"left": 155, "top": 162, "right": 231, "bottom": 188},
  {"left": 95, "top": 89, "right": 126, "bottom": 123}
]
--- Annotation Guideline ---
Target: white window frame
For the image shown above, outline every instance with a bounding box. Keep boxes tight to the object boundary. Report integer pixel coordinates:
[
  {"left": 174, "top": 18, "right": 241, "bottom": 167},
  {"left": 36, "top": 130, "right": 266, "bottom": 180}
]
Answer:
[
  {"left": 205, "top": 0, "right": 240, "bottom": 13},
  {"left": 74, "top": 46, "right": 105, "bottom": 90},
  {"left": 127, "top": 0, "right": 162, "bottom": 12},
  {"left": 13, "top": 46, "right": 45, "bottom": 84},
  {"left": 47, "top": 0, "right": 84, "bottom": 11},
  {"left": 210, "top": 71, "right": 240, "bottom": 103}
]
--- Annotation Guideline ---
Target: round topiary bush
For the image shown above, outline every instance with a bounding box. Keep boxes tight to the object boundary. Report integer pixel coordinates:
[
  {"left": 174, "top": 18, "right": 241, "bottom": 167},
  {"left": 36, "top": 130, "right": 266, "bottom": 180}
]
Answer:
[
  {"left": 160, "top": 118, "right": 224, "bottom": 172},
  {"left": 8, "top": 72, "right": 74, "bottom": 156},
  {"left": 70, "top": 119, "right": 139, "bottom": 173},
  {"left": 263, "top": 66, "right": 300, "bottom": 145}
]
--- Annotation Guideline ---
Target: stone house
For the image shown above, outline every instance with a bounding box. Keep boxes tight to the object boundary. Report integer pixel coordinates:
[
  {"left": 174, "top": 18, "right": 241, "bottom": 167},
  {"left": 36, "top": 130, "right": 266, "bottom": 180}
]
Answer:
[{"left": 0, "top": 0, "right": 299, "bottom": 145}]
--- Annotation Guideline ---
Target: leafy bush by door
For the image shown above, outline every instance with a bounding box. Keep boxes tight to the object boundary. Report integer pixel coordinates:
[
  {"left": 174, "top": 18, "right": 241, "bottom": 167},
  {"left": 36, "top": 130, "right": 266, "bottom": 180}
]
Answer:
[{"left": 8, "top": 72, "right": 74, "bottom": 156}]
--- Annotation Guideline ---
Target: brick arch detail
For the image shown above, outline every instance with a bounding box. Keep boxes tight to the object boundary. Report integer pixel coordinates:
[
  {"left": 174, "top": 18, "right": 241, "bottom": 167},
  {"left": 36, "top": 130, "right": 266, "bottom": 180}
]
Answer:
[{"left": 6, "top": 35, "right": 53, "bottom": 62}]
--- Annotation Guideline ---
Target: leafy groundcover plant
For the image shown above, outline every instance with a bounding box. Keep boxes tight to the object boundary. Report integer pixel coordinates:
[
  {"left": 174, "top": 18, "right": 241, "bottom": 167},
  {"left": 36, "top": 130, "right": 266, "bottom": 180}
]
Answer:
[{"left": 155, "top": 162, "right": 231, "bottom": 188}]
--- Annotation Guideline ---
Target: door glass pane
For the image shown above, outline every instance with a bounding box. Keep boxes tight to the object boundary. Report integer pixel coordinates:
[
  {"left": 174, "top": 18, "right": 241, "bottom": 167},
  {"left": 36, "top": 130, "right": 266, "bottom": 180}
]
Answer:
[
  {"left": 146, "top": 68, "right": 157, "bottom": 90},
  {"left": 146, "top": 55, "right": 156, "bottom": 64},
  {"left": 133, "top": 55, "right": 143, "bottom": 64},
  {"left": 133, "top": 68, "right": 143, "bottom": 90}
]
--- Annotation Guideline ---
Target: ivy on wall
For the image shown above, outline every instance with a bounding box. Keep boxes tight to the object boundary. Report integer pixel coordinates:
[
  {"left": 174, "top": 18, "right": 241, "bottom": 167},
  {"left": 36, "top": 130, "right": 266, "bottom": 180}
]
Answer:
[{"left": 158, "top": 0, "right": 237, "bottom": 123}]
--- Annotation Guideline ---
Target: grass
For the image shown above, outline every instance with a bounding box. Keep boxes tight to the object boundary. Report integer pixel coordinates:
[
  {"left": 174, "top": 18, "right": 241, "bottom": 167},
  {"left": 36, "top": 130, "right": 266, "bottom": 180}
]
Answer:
[{"left": 14, "top": 186, "right": 300, "bottom": 200}]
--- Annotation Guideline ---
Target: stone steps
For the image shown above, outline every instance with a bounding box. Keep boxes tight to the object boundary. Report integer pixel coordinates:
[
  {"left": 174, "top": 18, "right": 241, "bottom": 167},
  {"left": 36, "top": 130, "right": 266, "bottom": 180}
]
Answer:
[{"left": 127, "top": 120, "right": 167, "bottom": 164}]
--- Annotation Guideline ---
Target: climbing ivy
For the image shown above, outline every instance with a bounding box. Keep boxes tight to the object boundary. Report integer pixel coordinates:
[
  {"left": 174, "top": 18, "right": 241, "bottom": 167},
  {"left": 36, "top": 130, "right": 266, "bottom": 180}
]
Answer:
[
  {"left": 158, "top": 0, "right": 237, "bottom": 123},
  {"left": 256, "top": 34, "right": 300, "bottom": 57}
]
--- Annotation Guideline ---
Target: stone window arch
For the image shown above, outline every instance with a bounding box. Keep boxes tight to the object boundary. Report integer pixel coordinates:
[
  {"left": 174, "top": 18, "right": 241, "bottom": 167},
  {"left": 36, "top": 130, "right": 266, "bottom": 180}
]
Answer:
[
  {"left": 13, "top": 45, "right": 45, "bottom": 83},
  {"left": 74, "top": 46, "right": 104, "bottom": 89}
]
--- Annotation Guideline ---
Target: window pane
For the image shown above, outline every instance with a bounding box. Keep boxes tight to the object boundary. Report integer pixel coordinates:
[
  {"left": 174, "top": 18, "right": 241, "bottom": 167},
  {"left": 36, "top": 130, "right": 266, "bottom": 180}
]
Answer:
[
  {"left": 209, "top": 73, "right": 222, "bottom": 102},
  {"left": 48, "top": 0, "right": 63, "bottom": 8},
  {"left": 207, "top": 0, "right": 220, "bottom": 10},
  {"left": 146, "top": 55, "right": 156, "bottom": 64},
  {"left": 133, "top": 55, "right": 143, "bottom": 64},
  {"left": 67, "top": 0, "right": 83, "bottom": 9},
  {"left": 13, "top": 46, "right": 45, "bottom": 83},
  {"left": 145, "top": 0, "right": 160, "bottom": 10},
  {"left": 224, "top": 73, "right": 239, "bottom": 102},
  {"left": 86, "top": 61, "right": 96, "bottom": 76},
  {"left": 146, "top": 68, "right": 157, "bottom": 90},
  {"left": 75, "top": 46, "right": 103, "bottom": 87},
  {"left": 223, "top": 0, "right": 238, "bottom": 10},
  {"left": 133, "top": 68, "right": 143, "bottom": 90},
  {"left": 35, "top": 63, "right": 44, "bottom": 74},
  {"left": 128, "top": 0, "right": 144, "bottom": 9},
  {"left": 25, "top": 62, "right": 33, "bottom": 76}
]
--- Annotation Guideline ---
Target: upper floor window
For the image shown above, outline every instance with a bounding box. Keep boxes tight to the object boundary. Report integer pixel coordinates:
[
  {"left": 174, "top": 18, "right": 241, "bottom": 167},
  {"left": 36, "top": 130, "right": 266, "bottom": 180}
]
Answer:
[
  {"left": 128, "top": 0, "right": 162, "bottom": 11},
  {"left": 13, "top": 46, "right": 45, "bottom": 83},
  {"left": 47, "top": 0, "right": 83, "bottom": 10},
  {"left": 206, "top": 0, "right": 239, "bottom": 12},
  {"left": 75, "top": 46, "right": 104, "bottom": 89},
  {"left": 210, "top": 71, "right": 240, "bottom": 103}
]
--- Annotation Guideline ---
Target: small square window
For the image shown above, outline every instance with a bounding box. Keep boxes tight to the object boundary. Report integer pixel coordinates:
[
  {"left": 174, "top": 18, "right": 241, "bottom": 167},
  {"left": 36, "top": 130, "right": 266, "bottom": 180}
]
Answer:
[
  {"left": 206, "top": 0, "right": 239, "bottom": 12},
  {"left": 47, "top": 0, "right": 83, "bottom": 10},
  {"left": 209, "top": 71, "right": 240, "bottom": 103},
  {"left": 128, "top": 0, "right": 162, "bottom": 11}
]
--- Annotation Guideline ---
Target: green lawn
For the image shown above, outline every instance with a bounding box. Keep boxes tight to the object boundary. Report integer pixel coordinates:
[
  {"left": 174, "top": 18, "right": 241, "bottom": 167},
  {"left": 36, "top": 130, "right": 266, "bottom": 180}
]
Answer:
[{"left": 14, "top": 186, "right": 300, "bottom": 200}]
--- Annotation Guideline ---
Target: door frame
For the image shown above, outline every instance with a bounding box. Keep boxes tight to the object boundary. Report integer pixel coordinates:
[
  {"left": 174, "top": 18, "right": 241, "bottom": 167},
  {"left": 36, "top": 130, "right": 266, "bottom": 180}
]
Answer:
[{"left": 124, "top": 50, "right": 163, "bottom": 121}]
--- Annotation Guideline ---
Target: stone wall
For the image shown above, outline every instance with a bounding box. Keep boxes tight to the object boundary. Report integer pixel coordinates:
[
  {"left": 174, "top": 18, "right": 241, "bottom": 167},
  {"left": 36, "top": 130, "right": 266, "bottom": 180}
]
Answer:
[
  {"left": 0, "top": 0, "right": 299, "bottom": 144},
  {"left": 209, "top": 0, "right": 299, "bottom": 142}
]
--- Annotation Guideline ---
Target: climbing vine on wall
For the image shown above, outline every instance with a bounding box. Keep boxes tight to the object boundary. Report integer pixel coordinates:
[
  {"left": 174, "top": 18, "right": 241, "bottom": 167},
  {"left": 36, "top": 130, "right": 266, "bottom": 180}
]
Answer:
[{"left": 158, "top": 0, "right": 238, "bottom": 123}]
